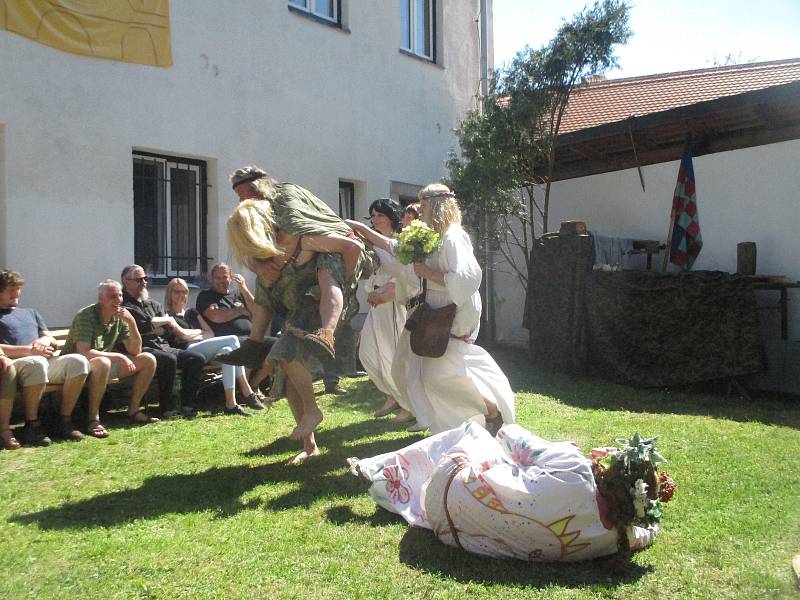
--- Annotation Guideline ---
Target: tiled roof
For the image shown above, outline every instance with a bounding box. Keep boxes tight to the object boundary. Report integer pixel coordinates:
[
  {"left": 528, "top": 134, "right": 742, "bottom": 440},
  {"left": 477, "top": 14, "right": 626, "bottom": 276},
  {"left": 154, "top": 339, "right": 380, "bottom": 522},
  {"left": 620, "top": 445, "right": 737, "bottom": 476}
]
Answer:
[{"left": 560, "top": 58, "right": 800, "bottom": 134}]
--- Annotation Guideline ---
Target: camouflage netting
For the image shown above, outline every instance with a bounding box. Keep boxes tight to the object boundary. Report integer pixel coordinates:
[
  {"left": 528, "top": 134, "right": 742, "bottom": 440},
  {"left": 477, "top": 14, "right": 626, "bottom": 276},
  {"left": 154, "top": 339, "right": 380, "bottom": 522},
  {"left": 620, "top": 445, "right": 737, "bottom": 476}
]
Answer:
[
  {"left": 585, "top": 270, "right": 762, "bottom": 386},
  {"left": 527, "top": 233, "right": 763, "bottom": 387},
  {"left": 526, "top": 233, "right": 593, "bottom": 374}
]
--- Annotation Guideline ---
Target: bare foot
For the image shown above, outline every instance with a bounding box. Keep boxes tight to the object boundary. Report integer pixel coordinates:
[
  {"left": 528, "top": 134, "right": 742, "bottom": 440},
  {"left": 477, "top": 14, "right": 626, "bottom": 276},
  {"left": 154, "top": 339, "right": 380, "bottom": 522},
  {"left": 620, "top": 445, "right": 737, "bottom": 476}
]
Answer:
[
  {"left": 288, "top": 446, "right": 321, "bottom": 465},
  {"left": 374, "top": 397, "right": 399, "bottom": 418},
  {"left": 393, "top": 409, "right": 415, "bottom": 424},
  {"left": 290, "top": 408, "right": 323, "bottom": 441}
]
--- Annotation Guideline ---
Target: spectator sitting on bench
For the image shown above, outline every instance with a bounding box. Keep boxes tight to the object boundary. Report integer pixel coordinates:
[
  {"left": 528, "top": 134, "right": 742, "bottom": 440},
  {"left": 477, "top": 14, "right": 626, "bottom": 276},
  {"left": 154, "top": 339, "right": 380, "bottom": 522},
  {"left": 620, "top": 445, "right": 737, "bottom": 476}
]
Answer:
[
  {"left": 61, "top": 279, "right": 157, "bottom": 435},
  {"left": 195, "top": 262, "right": 267, "bottom": 409},
  {"left": 164, "top": 276, "right": 262, "bottom": 416},
  {"left": 121, "top": 265, "right": 205, "bottom": 419},
  {"left": 1, "top": 348, "right": 19, "bottom": 450},
  {"left": 0, "top": 268, "right": 90, "bottom": 444}
]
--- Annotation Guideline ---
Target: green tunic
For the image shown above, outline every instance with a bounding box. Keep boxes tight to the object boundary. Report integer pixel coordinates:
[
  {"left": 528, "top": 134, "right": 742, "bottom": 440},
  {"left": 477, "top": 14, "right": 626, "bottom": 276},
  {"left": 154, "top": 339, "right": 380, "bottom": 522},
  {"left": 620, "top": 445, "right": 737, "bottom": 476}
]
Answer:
[
  {"left": 251, "top": 183, "right": 373, "bottom": 397},
  {"left": 254, "top": 182, "right": 371, "bottom": 323}
]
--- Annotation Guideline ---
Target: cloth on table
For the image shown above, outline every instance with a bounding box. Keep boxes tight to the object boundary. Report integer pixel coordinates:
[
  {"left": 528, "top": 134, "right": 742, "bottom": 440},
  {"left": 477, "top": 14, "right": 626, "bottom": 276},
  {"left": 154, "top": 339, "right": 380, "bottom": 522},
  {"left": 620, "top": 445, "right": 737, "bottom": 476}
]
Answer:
[{"left": 590, "top": 232, "right": 635, "bottom": 269}]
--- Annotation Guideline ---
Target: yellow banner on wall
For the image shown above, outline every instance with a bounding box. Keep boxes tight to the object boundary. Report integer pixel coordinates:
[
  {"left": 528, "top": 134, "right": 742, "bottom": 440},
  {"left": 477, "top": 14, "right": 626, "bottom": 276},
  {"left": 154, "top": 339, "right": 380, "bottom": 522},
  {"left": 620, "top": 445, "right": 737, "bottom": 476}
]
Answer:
[{"left": 0, "top": 0, "right": 172, "bottom": 67}]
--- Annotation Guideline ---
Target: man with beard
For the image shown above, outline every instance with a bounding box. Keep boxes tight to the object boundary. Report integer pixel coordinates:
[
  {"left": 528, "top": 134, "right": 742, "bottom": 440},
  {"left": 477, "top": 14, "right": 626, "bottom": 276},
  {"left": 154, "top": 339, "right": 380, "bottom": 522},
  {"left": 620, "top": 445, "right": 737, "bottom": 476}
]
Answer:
[{"left": 120, "top": 265, "right": 205, "bottom": 418}]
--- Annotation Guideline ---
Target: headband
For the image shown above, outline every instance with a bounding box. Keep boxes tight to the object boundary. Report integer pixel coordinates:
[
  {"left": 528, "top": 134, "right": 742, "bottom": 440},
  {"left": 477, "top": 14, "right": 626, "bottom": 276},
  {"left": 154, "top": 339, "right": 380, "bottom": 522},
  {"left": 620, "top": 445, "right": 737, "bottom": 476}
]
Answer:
[
  {"left": 420, "top": 190, "right": 455, "bottom": 200},
  {"left": 231, "top": 172, "right": 266, "bottom": 190}
]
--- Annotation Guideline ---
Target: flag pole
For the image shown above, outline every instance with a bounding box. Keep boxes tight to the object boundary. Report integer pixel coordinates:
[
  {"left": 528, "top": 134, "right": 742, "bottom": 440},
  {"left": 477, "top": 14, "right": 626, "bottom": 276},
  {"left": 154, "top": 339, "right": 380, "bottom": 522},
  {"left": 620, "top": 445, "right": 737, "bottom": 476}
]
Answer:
[{"left": 661, "top": 208, "right": 676, "bottom": 272}]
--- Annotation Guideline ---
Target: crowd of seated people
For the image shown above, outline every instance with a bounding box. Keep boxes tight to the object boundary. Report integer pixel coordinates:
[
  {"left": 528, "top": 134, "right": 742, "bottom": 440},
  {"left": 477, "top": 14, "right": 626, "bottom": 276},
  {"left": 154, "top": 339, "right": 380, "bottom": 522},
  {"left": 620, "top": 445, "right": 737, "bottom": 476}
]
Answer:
[{"left": 0, "top": 263, "right": 270, "bottom": 451}]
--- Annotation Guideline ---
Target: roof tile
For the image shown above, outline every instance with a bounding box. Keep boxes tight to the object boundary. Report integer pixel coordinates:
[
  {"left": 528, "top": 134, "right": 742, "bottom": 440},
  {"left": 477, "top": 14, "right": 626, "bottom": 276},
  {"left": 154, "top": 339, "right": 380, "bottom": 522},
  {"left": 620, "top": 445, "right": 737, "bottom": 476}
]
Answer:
[{"left": 561, "top": 58, "right": 800, "bottom": 134}]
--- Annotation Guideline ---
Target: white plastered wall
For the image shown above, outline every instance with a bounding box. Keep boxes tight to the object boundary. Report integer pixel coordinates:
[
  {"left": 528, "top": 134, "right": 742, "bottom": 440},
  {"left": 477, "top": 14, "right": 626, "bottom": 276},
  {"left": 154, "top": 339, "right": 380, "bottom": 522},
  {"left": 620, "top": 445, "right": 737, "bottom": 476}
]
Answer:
[
  {"left": 0, "top": 0, "right": 485, "bottom": 324},
  {"left": 493, "top": 138, "right": 800, "bottom": 345}
]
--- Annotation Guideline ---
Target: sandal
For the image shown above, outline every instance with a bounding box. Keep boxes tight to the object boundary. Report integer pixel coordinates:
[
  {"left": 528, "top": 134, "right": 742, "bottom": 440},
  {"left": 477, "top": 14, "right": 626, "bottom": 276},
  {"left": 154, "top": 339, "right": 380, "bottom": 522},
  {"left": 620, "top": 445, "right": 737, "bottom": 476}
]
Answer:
[
  {"left": 127, "top": 410, "right": 159, "bottom": 425},
  {"left": 1, "top": 429, "right": 21, "bottom": 450},
  {"left": 86, "top": 419, "right": 110, "bottom": 439}
]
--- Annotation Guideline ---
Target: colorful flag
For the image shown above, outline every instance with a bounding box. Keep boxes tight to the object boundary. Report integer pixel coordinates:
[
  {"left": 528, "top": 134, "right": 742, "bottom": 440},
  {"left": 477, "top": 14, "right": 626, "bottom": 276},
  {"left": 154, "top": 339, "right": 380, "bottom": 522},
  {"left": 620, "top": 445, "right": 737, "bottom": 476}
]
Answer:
[{"left": 669, "top": 147, "right": 702, "bottom": 269}]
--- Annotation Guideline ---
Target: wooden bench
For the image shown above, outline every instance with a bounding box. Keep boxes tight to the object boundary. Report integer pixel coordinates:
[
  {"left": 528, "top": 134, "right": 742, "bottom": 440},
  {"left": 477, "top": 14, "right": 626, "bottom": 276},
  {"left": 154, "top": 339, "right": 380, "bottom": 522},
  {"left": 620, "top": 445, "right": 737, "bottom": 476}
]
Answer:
[{"left": 12, "top": 328, "right": 225, "bottom": 419}]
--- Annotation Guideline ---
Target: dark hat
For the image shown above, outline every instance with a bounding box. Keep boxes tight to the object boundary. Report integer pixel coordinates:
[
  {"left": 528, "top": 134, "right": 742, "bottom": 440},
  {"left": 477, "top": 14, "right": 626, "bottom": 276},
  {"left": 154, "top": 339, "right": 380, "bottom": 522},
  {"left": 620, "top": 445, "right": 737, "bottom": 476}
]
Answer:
[{"left": 230, "top": 165, "right": 268, "bottom": 189}]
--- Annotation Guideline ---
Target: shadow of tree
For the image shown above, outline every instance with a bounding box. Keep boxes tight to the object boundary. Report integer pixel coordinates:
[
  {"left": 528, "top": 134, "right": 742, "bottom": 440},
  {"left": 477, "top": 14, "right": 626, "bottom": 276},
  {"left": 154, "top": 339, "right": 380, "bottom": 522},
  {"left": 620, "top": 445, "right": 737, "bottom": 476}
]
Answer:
[
  {"left": 10, "top": 419, "right": 424, "bottom": 531},
  {"left": 493, "top": 349, "right": 800, "bottom": 429},
  {"left": 324, "top": 504, "right": 405, "bottom": 528}
]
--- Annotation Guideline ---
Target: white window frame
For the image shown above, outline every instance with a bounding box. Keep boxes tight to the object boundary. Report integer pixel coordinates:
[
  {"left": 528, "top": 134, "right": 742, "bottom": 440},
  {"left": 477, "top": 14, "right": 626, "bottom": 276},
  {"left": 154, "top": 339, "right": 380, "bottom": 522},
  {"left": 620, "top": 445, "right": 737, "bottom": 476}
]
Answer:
[
  {"left": 289, "top": 0, "right": 339, "bottom": 24},
  {"left": 401, "top": 0, "right": 434, "bottom": 61}
]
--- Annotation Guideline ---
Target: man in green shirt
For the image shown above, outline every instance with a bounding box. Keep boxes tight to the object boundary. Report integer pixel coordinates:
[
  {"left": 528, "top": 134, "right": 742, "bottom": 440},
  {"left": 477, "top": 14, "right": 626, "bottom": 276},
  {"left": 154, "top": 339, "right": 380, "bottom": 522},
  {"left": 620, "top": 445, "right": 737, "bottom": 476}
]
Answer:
[{"left": 62, "top": 279, "right": 157, "bottom": 437}]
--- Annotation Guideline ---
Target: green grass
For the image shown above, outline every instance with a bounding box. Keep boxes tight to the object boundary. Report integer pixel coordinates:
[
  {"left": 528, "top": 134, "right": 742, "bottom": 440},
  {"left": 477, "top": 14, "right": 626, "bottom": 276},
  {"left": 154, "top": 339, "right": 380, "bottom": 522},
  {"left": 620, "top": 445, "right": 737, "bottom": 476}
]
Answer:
[{"left": 1, "top": 349, "right": 799, "bottom": 599}]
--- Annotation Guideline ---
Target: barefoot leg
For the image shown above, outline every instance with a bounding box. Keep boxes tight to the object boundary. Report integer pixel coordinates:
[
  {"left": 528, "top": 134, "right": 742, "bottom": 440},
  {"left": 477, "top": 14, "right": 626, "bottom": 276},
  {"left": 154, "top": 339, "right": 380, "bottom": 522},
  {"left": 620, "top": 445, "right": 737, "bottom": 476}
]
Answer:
[
  {"left": 282, "top": 360, "right": 323, "bottom": 442},
  {"left": 289, "top": 436, "right": 321, "bottom": 465}
]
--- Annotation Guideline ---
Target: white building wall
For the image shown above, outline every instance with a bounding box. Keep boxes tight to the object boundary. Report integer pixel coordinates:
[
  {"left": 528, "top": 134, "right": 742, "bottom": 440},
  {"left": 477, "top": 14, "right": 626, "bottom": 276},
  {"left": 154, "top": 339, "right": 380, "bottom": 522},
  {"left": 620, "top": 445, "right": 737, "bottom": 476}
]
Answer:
[
  {"left": 494, "top": 138, "right": 800, "bottom": 345},
  {"left": 0, "top": 0, "right": 486, "bottom": 324}
]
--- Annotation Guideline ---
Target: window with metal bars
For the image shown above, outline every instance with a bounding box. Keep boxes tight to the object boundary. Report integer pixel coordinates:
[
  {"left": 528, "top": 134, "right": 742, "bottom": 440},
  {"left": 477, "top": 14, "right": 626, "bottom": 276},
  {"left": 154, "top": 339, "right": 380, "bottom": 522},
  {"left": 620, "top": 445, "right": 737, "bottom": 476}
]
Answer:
[{"left": 132, "top": 151, "right": 210, "bottom": 283}]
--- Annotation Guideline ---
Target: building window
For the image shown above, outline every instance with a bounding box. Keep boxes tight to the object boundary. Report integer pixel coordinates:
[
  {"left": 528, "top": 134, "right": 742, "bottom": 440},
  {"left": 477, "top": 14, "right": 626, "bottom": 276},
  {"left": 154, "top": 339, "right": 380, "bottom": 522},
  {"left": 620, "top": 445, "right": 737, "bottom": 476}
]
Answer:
[
  {"left": 133, "top": 151, "right": 209, "bottom": 282},
  {"left": 338, "top": 181, "right": 355, "bottom": 219},
  {"left": 289, "top": 0, "right": 340, "bottom": 25},
  {"left": 401, "top": 0, "right": 434, "bottom": 60}
]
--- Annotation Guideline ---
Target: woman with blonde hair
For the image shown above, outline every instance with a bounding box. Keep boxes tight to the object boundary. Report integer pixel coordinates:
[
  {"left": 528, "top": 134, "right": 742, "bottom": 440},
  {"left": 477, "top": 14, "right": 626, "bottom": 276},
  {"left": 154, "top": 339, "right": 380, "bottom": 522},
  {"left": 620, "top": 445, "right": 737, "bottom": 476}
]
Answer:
[
  {"left": 164, "top": 277, "right": 260, "bottom": 416},
  {"left": 223, "top": 172, "right": 372, "bottom": 463},
  {"left": 224, "top": 166, "right": 368, "bottom": 362},
  {"left": 346, "top": 183, "right": 515, "bottom": 435}
]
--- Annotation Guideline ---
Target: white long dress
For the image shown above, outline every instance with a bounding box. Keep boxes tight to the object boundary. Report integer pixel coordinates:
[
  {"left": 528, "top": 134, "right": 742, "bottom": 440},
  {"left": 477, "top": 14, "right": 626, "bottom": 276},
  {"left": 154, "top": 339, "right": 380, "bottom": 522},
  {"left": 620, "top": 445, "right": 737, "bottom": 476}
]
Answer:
[
  {"left": 379, "top": 224, "right": 515, "bottom": 433},
  {"left": 351, "top": 422, "right": 660, "bottom": 562},
  {"left": 358, "top": 263, "right": 406, "bottom": 401}
]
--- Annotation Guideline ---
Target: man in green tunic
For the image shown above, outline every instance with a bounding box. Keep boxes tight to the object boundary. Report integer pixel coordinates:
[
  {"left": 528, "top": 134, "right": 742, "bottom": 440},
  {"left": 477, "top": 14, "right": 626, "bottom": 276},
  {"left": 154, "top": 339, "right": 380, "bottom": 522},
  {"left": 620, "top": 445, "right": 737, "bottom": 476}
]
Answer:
[{"left": 221, "top": 166, "right": 371, "bottom": 461}]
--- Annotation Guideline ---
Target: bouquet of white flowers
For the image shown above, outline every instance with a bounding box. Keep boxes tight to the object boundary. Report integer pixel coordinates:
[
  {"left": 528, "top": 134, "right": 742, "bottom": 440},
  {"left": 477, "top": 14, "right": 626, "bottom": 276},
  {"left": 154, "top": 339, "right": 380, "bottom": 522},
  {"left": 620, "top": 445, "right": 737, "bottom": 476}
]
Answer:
[{"left": 395, "top": 220, "right": 440, "bottom": 265}]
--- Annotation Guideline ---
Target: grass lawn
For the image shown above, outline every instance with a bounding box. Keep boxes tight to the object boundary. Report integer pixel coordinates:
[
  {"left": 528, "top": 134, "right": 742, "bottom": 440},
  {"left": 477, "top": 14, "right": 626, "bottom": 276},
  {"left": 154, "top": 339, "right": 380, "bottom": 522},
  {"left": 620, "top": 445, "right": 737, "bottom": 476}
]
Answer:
[{"left": 1, "top": 349, "right": 798, "bottom": 599}]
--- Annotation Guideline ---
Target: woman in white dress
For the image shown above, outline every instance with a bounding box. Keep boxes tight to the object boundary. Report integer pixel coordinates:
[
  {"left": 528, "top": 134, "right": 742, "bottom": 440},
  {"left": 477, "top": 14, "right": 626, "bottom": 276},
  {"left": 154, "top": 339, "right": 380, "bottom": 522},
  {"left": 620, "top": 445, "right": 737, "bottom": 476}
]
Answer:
[
  {"left": 347, "top": 183, "right": 515, "bottom": 434},
  {"left": 358, "top": 199, "right": 408, "bottom": 419},
  {"left": 349, "top": 424, "right": 669, "bottom": 562}
]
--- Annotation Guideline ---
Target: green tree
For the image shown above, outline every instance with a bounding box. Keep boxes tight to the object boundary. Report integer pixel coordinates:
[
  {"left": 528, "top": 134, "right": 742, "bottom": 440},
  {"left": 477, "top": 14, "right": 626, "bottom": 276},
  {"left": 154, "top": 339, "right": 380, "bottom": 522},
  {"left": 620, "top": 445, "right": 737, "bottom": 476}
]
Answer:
[{"left": 447, "top": 0, "right": 632, "bottom": 291}]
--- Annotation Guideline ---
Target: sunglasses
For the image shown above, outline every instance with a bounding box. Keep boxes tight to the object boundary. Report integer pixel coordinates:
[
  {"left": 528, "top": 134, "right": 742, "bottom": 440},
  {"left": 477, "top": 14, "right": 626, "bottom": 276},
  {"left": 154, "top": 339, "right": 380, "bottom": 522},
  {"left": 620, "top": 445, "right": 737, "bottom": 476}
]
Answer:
[{"left": 126, "top": 276, "right": 148, "bottom": 283}]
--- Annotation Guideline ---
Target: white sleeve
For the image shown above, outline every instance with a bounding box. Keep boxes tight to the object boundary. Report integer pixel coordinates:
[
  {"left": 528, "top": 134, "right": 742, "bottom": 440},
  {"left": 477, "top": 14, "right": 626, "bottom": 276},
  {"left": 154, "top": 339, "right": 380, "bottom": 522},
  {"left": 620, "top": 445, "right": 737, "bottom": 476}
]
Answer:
[
  {"left": 441, "top": 229, "right": 482, "bottom": 307},
  {"left": 376, "top": 245, "right": 419, "bottom": 303}
]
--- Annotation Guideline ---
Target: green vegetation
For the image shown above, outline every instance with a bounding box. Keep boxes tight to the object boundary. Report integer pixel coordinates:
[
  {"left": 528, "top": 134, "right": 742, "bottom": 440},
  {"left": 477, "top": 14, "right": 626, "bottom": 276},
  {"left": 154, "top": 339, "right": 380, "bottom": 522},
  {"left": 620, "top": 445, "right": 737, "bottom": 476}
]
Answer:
[
  {"left": 447, "top": 0, "right": 632, "bottom": 289},
  {"left": 2, "top": 350, "right": 798, "bottom": 599}
]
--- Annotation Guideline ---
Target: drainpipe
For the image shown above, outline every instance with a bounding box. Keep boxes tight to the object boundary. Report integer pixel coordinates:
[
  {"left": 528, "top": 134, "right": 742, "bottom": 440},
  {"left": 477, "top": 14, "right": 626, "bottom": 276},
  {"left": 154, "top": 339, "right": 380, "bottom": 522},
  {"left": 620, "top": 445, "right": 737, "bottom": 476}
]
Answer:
[{"left": 479, "top": 0, "right": 496, "bottom": 345}]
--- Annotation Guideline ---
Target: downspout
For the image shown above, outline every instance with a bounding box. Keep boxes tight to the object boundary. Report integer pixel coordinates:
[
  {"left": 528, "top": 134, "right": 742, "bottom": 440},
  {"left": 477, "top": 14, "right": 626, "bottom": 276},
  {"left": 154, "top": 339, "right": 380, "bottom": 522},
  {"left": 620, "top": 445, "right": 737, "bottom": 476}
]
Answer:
[{"left": 479, "top": 0, "right": 496, "bottom": 345}]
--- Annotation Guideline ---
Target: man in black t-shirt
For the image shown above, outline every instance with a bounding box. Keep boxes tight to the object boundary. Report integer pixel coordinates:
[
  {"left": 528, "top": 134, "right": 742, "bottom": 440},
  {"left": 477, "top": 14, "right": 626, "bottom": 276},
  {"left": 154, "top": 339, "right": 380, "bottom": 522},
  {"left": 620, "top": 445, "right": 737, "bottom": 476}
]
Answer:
[
  {"left": 195, "top": 263, "right": 254, "bottom": 338},
  {"left": 121, "top": 265, "right": 205, "bottom": 418}
]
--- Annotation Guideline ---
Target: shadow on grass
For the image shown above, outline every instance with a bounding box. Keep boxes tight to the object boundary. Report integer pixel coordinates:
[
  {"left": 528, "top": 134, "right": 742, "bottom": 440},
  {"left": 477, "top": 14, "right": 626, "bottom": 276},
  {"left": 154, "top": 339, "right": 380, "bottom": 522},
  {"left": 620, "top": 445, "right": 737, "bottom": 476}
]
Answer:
[
  {"left": 10, "top": 419, "right": 424, "bottom": 531},
  {"left": 492, "top": 349, "right": 800, "bottom": 430},
  {"left": 324, "top": 504, "right": 651, "bottom": 588},
  {"left": 396, "top": 526, "right": 652, "bottom": 589}
]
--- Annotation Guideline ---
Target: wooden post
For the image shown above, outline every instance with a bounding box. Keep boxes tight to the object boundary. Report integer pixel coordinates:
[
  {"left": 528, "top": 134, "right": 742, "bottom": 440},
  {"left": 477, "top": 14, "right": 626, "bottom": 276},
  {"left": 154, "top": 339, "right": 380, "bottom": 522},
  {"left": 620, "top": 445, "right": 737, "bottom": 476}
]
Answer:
[{"left": 661, "top": 211, "right": 676, "bottom": 272}]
